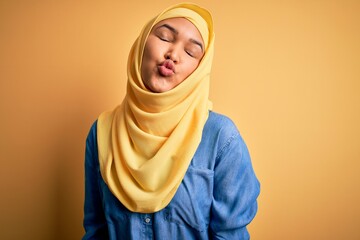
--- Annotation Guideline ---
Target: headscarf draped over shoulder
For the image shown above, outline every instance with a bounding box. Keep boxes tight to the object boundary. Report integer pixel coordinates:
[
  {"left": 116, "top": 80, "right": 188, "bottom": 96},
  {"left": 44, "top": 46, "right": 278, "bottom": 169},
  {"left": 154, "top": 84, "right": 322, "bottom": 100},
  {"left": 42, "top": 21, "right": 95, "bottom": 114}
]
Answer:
[{"left": 97, "top": 3, "right": 215, "bottom": 213}]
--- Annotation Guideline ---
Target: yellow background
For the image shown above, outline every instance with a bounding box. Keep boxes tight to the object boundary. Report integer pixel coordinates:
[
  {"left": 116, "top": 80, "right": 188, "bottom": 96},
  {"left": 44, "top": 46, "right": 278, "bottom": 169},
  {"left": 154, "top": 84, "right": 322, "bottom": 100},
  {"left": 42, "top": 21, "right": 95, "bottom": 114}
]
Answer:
[{"left": 1, "top": 0, "right": 359, "bottom": 239}]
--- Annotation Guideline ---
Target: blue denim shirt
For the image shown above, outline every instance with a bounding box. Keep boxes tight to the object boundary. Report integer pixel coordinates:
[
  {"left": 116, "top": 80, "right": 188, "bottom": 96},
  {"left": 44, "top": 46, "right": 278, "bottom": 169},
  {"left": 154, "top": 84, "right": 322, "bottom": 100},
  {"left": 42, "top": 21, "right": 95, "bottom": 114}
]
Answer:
[{"left": 83, "top": 111, "right": 260, "bottom": 239}]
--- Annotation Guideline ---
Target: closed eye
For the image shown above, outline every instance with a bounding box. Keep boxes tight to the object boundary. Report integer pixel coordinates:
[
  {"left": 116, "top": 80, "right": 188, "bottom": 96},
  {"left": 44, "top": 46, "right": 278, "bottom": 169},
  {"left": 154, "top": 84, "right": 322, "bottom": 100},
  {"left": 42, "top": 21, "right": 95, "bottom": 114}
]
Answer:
[
  {"left": 155, "top": 26, "right": 174, "bottom": 43},
  {"left": 185, "top": 45, "right": 202, "bottom": 59},
  {"left": 186, "top": 50, "right": 194, "bottom": 57},
  {"left": 158, "top": 36, "right": 171, "bottom": 42}
]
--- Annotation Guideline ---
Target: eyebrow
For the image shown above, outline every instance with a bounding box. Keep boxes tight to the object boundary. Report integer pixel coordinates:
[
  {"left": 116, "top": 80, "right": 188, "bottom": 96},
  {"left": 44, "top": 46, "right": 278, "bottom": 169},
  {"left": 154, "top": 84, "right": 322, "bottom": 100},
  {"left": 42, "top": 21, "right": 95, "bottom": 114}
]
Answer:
[{"left": 157, "top": 24, "right": 204, "bottom": 52}]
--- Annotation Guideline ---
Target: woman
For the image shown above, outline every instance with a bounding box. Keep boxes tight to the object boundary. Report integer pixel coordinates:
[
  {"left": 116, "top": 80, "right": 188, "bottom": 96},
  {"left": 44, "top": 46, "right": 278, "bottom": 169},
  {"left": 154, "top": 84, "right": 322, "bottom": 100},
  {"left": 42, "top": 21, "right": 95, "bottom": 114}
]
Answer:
[{"left": 83, "top": 3, "right": 260, "bottom": 239}]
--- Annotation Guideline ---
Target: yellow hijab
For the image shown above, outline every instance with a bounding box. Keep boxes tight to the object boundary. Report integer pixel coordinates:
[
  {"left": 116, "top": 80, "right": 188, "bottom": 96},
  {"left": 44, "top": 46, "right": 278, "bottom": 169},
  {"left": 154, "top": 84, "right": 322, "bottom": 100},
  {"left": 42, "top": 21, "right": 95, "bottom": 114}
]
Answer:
[{"left": 97, "top": 3, "right": 214, "bottom": 213}]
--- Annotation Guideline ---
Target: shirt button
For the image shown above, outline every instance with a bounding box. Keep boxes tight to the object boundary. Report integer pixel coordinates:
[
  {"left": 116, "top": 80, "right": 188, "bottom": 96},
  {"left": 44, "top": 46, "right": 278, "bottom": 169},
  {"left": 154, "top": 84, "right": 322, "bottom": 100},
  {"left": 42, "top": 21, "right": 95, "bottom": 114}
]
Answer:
[{"left": 145, "top": 217, "right": 151, "bottom": 223}]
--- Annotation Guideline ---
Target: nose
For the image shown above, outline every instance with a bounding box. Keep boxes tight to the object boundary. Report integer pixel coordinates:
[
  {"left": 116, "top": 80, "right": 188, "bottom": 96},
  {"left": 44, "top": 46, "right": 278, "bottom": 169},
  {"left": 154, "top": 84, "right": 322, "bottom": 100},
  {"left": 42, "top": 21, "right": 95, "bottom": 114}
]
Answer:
[{"left": 165, "top": 44, "right": 181, "bottom": 63}]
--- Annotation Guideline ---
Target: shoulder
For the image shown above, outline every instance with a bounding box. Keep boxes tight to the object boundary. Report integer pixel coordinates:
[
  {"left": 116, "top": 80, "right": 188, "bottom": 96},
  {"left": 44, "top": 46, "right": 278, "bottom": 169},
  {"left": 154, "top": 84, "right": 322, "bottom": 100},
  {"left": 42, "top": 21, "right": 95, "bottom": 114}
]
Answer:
[
  {"left": 193, "top": 111, "right": 249, "bottom": 170},
  {"left": 205, "top": 111, "right": 249, "bottom": 157},
  {"left": 86, "top": 120, "right": 98, "bottom": 143},
  {"left": 204, "top": 111, "right": 240, "bottom": 140},
  {"left": 86, "top": 120, "right": 98, "bottom": 148},
  {"left": 85, "top": 120, "right": 99, "bottom": 168},
  {"left": 200, "top": 111, "right": 246, "bottom": 156}
]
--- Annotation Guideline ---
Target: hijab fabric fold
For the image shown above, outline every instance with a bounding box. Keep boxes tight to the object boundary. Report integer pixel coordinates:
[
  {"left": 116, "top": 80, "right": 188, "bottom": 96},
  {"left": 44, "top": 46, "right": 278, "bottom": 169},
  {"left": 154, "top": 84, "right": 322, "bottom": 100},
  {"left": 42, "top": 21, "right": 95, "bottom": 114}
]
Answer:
[{"left": 97, "top": 3, "right": 215, "bottom": 213}]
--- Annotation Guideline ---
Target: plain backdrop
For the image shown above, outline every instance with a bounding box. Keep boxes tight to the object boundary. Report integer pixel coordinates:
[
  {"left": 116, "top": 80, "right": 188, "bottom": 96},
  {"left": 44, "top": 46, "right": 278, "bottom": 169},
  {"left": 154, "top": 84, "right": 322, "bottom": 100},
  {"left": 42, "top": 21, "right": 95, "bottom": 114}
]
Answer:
[{"left": 1, "top": 0, "right": 359, "bottom": 239}]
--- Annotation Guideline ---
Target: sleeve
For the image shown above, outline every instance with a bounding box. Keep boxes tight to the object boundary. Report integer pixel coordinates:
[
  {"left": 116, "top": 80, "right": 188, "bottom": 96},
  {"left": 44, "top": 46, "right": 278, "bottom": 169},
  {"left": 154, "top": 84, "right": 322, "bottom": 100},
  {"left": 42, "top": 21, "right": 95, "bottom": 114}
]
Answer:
[
  {"left": 209, "top": 129, "right": 260, "bottom": 240},
  {"left": 82, "top": 121, "right": 109, "bottom": 239}
]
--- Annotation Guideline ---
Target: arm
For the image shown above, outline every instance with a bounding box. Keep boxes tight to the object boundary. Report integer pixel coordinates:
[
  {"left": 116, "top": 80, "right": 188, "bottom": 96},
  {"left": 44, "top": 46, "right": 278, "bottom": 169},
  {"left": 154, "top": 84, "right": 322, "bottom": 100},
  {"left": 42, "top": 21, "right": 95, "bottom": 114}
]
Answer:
[
  {"left": 82, "top": 121, "right": 109, "bottom": 239},
  {"left": 209, "top": 131, "right": 260, "bottom": 240}
]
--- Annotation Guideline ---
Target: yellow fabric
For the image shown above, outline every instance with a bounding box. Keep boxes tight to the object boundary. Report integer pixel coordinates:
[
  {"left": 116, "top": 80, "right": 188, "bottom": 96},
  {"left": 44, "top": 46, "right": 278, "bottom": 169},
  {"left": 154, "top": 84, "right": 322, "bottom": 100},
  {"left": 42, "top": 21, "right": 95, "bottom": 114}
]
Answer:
[{"left": 97, "top": 3, "right": 215, "bottom": 213}]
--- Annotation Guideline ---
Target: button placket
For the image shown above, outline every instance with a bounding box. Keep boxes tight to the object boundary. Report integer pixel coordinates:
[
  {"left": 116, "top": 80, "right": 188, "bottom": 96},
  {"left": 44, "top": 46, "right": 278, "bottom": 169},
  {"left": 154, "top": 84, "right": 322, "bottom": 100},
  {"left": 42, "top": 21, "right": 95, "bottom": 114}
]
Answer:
[{"left": 143, "top": 214, "right": 152, "bottom": 225}]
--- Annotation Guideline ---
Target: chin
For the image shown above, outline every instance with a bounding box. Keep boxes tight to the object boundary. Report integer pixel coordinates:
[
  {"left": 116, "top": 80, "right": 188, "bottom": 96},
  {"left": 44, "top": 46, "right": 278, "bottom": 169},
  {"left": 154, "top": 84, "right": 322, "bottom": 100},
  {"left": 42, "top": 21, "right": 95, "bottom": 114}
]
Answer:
[
  {"left": 145, "top": 79, "right": 174, "bottom": 93},
  {"left": 151, "top": 87, "right": 170, "bottom": 93}
]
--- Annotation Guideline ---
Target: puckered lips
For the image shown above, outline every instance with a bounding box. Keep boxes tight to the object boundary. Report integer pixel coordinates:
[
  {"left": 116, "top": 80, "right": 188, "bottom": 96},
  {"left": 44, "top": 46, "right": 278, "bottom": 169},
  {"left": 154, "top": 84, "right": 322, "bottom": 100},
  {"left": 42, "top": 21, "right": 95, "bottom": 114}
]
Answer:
[{"left": 158, "top": 59, "right": 175, "bottom": 77}]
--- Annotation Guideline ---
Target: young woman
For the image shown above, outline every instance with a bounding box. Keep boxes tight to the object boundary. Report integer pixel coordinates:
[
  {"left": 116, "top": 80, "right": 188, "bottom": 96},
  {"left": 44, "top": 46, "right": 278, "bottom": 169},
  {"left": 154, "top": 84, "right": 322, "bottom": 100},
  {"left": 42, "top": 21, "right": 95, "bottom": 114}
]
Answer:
[{"left": 83, "top": 3, "right": 260, "bottom": 239}]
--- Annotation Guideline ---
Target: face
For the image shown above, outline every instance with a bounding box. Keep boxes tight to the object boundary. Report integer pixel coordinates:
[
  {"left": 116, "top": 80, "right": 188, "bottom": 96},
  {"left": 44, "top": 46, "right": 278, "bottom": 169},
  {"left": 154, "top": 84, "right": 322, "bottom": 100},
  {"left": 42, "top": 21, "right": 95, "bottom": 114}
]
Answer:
[{"left": 141, "top": 17, "right": 205, "bottom": 93}]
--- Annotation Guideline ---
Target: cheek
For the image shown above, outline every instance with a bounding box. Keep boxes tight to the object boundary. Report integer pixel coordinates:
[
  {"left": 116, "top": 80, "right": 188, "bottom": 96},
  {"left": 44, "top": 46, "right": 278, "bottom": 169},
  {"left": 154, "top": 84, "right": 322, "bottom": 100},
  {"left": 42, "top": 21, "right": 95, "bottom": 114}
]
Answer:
[
  {"left": 143, "top": 37, "right": 162, "bottom": 60},
  {"left": 184, "top": 60, "right": 200, "bottom": 76},
  {"left": 142, "top": 45, "right": 151, "bottom": 66},
  {"left": 141, "top": 44, "right": 153, "bottom": 77}
]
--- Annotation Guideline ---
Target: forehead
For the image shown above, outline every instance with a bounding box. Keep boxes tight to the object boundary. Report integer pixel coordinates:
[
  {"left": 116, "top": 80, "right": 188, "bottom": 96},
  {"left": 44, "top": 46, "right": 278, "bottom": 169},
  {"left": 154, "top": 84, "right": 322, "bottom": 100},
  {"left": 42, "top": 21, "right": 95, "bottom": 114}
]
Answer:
[{"left": 152, "top": 17, "right": 204, "bottom": 43}]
